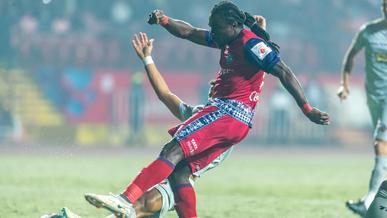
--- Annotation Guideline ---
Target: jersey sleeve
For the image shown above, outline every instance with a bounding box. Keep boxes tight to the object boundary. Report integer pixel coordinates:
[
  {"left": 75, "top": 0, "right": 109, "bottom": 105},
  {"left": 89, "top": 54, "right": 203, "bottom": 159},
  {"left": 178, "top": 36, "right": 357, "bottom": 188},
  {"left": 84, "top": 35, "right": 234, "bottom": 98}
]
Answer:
[
  {"left": 352, "top": 24, "right": 367, "bottom": 51},
  {"left": 204, "top": 31, "right": 219, "bottom": 48},
  {"left": 244, "top": 38, "right": 280, "bottom": 72}
]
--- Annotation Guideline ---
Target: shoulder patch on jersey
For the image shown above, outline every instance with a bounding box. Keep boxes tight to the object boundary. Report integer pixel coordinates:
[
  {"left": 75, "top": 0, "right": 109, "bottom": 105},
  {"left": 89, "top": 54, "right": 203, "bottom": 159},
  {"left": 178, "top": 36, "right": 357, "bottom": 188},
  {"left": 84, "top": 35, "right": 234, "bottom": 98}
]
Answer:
[{"left": 251, "top": 42, "right": 272, "bottom": 60}]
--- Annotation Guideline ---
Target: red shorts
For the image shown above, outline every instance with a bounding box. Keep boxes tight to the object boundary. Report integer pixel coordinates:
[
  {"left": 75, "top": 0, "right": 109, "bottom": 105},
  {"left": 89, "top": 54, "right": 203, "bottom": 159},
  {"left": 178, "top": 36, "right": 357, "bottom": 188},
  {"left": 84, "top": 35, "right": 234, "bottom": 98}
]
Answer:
[{"left": 168, "top": 106, "right": 250, "bottom": 173}]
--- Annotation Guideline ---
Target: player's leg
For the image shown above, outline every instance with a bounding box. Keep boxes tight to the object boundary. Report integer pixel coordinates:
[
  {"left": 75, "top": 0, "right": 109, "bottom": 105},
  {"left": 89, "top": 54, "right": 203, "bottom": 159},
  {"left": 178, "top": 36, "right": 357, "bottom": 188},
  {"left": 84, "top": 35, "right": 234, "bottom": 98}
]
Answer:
[
  {"left": 169, "top": 163, "right": 197, "bottom": 218},
  {"left": 85, "top": 139, "right": 184, "bottom": 217},
  {"left": 366, "top": 100, "right": 387, "bottom": 206},
  {"left": 365, "top": 180, "right": 387, "bottom": 218},
  {"left": 122, "top": 138, "right": 184, "bottom": 203},
  {"left": 134, "top": 188, "right": 163, "bottom": 217},
  {"left": 347, "top": 98, "right": 387, "bottom": 216}
]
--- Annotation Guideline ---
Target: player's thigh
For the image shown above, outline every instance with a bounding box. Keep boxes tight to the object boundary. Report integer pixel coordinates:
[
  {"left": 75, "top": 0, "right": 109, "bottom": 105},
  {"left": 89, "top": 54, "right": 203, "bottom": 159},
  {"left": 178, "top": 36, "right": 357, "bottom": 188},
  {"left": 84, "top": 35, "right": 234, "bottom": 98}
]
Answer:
[
  {"left": 367, "top": 96, "right": 382, "bottom": 128},
  {"left": 159, "top": 138, "right": 185, "bottom": 165},
  {"left": 374, "top": 99, "right": 387, "bottom": 154},
  {"left": 168, "top": 163, "right": 192, "bottom": 186}
]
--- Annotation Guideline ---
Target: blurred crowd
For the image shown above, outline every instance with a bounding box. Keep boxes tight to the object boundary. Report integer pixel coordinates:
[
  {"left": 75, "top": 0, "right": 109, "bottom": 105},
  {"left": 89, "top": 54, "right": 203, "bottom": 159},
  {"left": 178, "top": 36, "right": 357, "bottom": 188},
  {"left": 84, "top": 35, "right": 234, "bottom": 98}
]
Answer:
[
  {"left": 0, "top": 0, "right": 380, "bottom": 72},
  {"left": 0, "top": 0, "right": 380, "bottom": 145}
]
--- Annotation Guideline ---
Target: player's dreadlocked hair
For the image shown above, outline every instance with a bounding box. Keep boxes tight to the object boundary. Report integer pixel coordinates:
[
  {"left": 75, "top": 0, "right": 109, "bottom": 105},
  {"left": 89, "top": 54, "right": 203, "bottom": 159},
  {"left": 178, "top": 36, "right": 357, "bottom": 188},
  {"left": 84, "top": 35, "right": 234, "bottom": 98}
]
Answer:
[
  {"left": 244, "top": 11, "right": 280, "bottom": 53},
  {"left": 210, "top": 1, "right": 280, "bottom": 54},
  {"left": 210, "top": 1, "right": 246, "bottom": 27}
]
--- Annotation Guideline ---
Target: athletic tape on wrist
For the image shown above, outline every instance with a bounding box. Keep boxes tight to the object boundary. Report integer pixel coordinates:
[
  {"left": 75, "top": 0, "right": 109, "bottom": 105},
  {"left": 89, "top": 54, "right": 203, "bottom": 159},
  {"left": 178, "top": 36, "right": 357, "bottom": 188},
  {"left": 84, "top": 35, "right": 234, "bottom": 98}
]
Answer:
[
  {"left": 160, "top": 16, "right": 169, "bottom": 26},
  {"left": 302, "top": 103, "right": 313, "bottom": 114},
  {"left": 143, "top": 56, "right": 154, "bottom": 66}
]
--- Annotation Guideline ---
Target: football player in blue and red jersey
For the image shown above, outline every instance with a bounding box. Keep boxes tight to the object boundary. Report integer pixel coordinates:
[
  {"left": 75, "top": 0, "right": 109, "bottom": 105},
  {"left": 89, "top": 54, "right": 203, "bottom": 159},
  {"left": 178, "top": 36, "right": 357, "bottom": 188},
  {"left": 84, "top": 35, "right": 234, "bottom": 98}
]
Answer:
[{"left": 85, "top": 1, "right": 329, "bottom": 218}]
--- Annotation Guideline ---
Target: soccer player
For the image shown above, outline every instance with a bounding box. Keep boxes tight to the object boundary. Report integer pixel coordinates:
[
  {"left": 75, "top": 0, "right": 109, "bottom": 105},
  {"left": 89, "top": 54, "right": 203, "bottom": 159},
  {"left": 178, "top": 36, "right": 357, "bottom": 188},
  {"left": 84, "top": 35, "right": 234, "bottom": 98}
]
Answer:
[
  {"left": 85, "top": 1, "right": 329, "bottom": 217},
  {"left": 47, "top": 14, "right": 271, "bottom": 218},
  {"left": 338, "top": 0, "right": 387, "bottom": 216}
]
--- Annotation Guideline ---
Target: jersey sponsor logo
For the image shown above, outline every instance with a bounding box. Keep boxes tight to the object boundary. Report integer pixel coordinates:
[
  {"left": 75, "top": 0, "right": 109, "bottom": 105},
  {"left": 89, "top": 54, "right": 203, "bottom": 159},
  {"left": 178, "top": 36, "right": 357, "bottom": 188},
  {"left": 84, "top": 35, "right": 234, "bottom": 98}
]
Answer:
[
  {"left": 187, "top": 138, "right": 198, "bottom": 155},
  {"left": 219, "top": 68, "right": 234, "bottom": 76},
  {"left": 249, "top": 91, "right": 260, "bottom": 102},
  {"left": 376, "top": 53, "right": 387, "bottom": 63},
  {"left": 251, "top": 42, "right": 272, "bottom": 60}
]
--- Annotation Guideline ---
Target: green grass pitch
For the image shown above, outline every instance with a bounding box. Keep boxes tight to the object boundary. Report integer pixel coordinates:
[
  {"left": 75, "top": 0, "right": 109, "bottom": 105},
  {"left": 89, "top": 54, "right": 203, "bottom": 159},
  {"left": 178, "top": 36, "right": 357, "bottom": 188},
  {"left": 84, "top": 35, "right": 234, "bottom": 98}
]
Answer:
[{"left": 0, "top": 146, "right": 372, "bottom": 218}]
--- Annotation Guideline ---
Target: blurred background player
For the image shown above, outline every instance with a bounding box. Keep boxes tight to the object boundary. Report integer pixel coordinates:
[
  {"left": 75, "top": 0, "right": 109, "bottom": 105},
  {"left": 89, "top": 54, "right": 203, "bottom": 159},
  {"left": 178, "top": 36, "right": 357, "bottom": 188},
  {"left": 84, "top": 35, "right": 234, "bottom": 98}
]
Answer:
[
  {"left": 338, "top": 0, "right": 387, "bottom": 216},
  {"left": 85, "top": 1, "right": 329, "bottom": 217}
]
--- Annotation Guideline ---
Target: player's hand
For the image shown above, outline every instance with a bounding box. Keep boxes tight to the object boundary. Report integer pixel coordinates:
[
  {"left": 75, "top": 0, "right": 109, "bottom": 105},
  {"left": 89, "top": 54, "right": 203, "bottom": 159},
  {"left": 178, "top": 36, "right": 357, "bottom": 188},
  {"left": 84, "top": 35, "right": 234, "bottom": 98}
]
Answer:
[
  {"left": 305, "top": 108, "right": 330, "bottom": 125},
  {"left": 131, "top": 32, "right": 154, "bottom": 59},
  {"left": 337, "top": 85, "right": 349, "bottom": 102},
  {"left": 148, "top": 9, "right": 165, "bottom": 25},
  {"left": 254, "top": 15, "right": 266, "bottom": 30}
]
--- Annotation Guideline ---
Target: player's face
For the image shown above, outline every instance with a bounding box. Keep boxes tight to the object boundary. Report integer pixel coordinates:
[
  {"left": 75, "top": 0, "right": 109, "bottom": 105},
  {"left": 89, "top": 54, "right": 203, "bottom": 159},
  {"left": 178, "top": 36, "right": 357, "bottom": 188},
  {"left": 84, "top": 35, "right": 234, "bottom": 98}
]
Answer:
[
  {"left": 383, "top": 0, "right": 387, "bottom": 18},
  {"left": 209, "top": 14, "right": 235, "bottom": 48}
]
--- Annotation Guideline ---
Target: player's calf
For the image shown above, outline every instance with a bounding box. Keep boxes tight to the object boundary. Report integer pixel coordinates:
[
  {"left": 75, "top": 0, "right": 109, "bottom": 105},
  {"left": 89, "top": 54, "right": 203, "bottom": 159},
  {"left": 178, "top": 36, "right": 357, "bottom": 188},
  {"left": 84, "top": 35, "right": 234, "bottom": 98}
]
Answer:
[{"left": 366, "top": 180, "right": 387, "bottom": 218}]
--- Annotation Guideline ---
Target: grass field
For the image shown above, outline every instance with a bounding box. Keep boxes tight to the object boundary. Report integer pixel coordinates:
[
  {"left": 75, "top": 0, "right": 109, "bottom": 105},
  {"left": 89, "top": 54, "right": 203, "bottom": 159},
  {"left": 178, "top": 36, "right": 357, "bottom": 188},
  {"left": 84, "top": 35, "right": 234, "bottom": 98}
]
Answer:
[{"left": 0, "top": 145, "right": 373, "bottom": 218}]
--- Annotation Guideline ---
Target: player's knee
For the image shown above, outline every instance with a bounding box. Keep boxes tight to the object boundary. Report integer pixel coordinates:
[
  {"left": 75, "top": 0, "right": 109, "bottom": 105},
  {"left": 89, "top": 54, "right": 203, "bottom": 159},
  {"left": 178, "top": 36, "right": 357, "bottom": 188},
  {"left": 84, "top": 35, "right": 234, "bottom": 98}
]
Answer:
[
  {"left": 143, "top": 197, "right": 160, "bottom": 212},
  {"left": 375, "top": 140, "right": 387, "bottom": 155},
  {"left": 135, "top": 192, "right": 160, "bottom": 214},
  {"left": 159, "top": 139, "right": 184, "bottom": 165},
  {"left": 169, "top": 166, "right": 191, "bottom": 185}
]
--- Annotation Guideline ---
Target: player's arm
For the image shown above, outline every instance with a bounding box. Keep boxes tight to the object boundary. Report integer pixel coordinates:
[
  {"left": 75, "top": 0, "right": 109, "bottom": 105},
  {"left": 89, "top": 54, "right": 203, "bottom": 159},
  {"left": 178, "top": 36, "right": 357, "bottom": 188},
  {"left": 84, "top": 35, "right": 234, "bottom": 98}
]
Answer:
[
  {"left": 131, "top": 32, "right": 183, "bottom": 120},
  {"left": 269, "top": 61, "right": 329, "bottom": 125},
  {"left": 148, "top": 10, "right": 213, "bottom": 47},
  {"left": 338, "top": 26, "right": 366, "bottom": 101},
  {"left": 244, "top": 38, "right": 329, "bottom": 125}
]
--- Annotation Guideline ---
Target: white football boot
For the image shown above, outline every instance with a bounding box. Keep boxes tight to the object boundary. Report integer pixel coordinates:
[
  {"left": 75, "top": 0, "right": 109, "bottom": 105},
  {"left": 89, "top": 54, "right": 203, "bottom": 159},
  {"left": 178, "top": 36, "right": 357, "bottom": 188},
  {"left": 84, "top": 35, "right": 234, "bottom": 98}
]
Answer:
[{"left": 84, "top": 193, "right": 135, "bottom": 218}]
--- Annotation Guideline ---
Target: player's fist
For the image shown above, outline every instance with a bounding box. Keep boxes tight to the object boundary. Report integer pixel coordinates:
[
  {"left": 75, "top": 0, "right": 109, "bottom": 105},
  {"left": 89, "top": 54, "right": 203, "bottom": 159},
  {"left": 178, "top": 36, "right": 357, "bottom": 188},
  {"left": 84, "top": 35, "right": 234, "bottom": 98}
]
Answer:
[
  {"left": 305, "top": 108, "right": 330, "bottom": 125},
  {"left": 148, "top": 9, "right": 165, "bottom": 25},
  {"left": 254, "top": 15, "right": 266, "bottom": 30},
  {"left": 337, "top": 85, "right": 349, "bottom": 101}
]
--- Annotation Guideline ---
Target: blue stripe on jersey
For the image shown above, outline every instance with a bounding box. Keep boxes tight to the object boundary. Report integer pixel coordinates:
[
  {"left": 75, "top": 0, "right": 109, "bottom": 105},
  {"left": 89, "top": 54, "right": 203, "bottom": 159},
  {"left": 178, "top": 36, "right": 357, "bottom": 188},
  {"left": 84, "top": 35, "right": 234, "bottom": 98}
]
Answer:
[
  {"left": 244, "top": 38, "right": 280, "bottom": 72},
  {"left": 204, "top": 31, "right": 218, "bottom": 48},
  {"left": 175, "top": 110, "right": 224, "bottom": 141}
]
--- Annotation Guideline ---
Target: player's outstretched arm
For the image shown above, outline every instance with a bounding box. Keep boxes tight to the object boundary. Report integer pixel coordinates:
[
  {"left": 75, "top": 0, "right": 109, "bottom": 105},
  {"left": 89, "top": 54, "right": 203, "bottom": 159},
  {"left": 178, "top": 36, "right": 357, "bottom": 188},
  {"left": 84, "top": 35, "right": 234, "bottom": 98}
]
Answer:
[
  {"left": 147, "top": 10, "right": 209, "bottom": 46},
  {"left": 131, "top": 32, "right": 183, "bottom": 119},
  {"left": 268, "top": 60, "right": 330, "bottom": 125},
  {"left": 338, "top": 27, "right": 365, "bottom": 101}
]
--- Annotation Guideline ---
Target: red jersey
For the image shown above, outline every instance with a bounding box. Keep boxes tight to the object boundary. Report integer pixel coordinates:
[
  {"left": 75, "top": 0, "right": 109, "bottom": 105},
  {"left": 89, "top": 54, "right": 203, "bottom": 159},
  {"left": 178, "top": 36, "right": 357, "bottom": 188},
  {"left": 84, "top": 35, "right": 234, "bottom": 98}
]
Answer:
[{"left": 206, "top": 29, "right": 280, "bottom": 109}]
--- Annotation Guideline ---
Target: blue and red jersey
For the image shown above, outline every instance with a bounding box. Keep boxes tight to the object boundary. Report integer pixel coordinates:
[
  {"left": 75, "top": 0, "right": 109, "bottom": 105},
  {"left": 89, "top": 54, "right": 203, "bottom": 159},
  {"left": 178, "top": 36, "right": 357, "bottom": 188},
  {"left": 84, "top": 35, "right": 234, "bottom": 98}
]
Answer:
[{"left": 205, "top": 29, "right": 280, "bottom": 109}]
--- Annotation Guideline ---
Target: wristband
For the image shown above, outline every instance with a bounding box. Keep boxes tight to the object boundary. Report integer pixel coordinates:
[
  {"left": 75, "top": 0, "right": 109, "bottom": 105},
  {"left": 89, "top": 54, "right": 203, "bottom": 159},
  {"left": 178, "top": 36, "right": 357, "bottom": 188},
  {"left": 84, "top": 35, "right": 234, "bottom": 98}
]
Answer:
[
  {"left": 160, "top": 16, "right": 169, "bottom": 26},
  {"left": 143, "top": 56, "right": 154, "bottom": 66},
  {"left": 302, "top": 103, "right": 313, "bottom": 114}
]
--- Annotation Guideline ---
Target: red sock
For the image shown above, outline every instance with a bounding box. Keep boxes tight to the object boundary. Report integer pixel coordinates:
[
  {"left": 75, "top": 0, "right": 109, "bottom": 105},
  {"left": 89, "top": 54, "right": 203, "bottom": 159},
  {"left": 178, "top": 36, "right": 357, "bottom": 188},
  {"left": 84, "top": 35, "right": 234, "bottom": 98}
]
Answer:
[
  {"left": 123, "top": 157, "right": 175, "bottom": 203},
  {"left": 174, "top": 184, "right": 197, "bottom": 218}
]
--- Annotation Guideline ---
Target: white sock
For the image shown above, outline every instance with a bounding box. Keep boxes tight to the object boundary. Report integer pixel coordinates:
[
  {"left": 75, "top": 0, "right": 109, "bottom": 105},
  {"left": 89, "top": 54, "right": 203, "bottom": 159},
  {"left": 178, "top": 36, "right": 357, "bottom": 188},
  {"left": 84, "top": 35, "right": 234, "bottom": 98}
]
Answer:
[
  {"left": 364, "top": 191, "right": 377, "bottom": 209},
  {"left": 364, "top": 156, "right": 387, "bottom": 208},
  {"left": 365, "top": 180, "right": 387, "bottom": 218}
]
